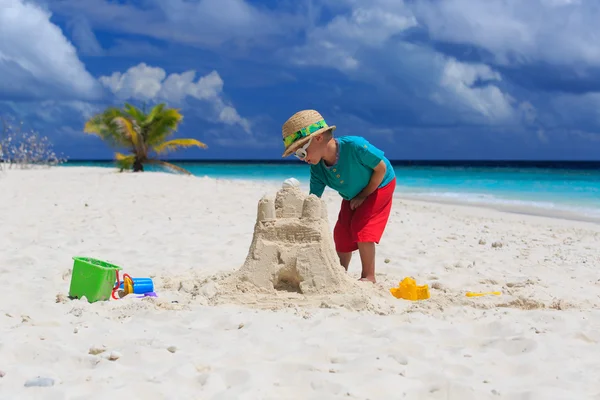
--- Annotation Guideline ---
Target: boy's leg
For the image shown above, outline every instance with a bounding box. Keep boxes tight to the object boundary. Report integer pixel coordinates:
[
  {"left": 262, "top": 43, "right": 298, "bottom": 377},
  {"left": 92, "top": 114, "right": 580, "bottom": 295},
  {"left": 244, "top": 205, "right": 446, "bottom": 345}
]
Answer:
[
  {"left": 337, "top": 252, "right": 353, "bottom": 271},
  {"left": 333, "top": 199, "right": 358, "bottom": 270},
  {"left": 357, "top": 242, "right": 376, "bottom": 281},
  {"left": 352, "top": 178, "right": 396, "bottom": 283}
]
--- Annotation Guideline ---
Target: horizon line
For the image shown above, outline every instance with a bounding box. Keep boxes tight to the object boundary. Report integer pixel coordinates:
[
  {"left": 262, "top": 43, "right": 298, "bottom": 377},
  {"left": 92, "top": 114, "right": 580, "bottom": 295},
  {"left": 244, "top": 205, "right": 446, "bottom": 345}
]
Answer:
[{"left": 63, "top": 159, "right": 600, "bottom": 167}]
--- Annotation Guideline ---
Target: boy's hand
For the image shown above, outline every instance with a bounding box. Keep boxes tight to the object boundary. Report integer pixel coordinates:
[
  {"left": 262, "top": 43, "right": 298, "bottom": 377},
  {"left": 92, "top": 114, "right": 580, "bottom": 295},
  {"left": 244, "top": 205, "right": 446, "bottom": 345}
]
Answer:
[{"left": 350, "top": 195, "right": 367, "bottom": 210}]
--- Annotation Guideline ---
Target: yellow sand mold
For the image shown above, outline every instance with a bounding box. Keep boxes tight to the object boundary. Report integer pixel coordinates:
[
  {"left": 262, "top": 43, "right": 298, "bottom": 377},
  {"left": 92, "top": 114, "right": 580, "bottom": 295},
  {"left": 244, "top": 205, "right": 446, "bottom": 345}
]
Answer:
[{"left": 390, "top": 277, "right": 430, "bottom": 301}]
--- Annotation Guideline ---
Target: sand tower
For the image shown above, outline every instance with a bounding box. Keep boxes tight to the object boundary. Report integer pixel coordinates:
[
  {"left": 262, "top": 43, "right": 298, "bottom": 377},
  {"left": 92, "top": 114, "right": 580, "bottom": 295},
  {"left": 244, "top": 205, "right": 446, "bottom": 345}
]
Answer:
[{"left": 235, "top": 180, "right": 350, "bottom": 294}]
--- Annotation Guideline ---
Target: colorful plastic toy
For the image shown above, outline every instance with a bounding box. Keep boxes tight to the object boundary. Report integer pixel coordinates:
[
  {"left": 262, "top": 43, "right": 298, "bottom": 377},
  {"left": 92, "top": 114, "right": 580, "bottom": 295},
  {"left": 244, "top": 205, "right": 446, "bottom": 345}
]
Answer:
[
  {"left": 67, "top": 256, "right": 156, "bottom": 302},
  {"left": 119, "top": 277, "right": 154, "bottom": 295},
  {"left": 69, "top": 257, "right": 122, "bottom": 303},
  {"left": 389, "top": 277, "right": 430, "bottom": 301},
  {"left": 111, "top": 271, "right": 155, "bottom": 299}
]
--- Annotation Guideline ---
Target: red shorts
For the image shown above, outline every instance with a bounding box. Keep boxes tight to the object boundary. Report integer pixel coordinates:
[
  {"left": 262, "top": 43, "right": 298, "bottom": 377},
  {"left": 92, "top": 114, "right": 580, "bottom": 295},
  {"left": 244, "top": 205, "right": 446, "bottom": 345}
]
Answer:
[{"left": 333, "top": 177, "right": 396, "bottom": 252}]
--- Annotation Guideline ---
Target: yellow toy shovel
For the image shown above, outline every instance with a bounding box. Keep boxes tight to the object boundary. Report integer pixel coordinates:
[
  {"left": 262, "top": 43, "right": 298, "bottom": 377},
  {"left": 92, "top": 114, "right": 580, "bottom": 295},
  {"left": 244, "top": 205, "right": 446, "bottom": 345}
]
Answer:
[{"left": 465, "top": 291, "right": 501, "bottom": 297}]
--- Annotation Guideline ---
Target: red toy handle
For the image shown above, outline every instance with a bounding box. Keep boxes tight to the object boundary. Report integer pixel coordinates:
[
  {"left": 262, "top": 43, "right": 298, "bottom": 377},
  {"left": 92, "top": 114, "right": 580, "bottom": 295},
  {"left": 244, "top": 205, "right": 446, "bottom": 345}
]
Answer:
[
  {"left": 111, "top": 270, "right": 120, "bottom": 300},
  {"left": 111, "top": 270, "right": 133, "bottom": 300}
]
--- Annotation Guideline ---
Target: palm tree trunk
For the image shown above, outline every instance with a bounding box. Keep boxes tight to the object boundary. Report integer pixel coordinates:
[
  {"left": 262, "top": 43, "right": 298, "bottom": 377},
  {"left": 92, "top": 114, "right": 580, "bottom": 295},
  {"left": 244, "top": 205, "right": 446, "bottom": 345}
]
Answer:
[{"left": 133, "top": 158, "right": 144, "bottom": 172}]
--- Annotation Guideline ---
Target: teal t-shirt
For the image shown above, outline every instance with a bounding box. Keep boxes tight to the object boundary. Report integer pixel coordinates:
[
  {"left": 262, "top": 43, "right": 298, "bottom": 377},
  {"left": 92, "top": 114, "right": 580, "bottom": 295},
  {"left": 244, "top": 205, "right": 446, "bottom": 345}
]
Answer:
[{"left": 309, "top": 136, "right": 395, "bottom": 200}]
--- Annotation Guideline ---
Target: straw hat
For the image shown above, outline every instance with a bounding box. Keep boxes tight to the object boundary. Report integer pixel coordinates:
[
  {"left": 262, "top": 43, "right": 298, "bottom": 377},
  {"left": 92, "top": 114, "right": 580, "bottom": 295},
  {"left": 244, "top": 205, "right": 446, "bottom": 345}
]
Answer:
[{"left": 281, "top": 110, "right": 336, "bottom": 157}]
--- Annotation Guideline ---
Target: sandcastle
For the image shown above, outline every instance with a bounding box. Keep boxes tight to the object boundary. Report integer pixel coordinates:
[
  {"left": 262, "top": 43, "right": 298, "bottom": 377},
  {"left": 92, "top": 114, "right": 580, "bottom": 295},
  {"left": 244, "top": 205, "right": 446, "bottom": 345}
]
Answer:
[
  {"left": 190, "top": 178, "right": 397, "bottom": 314},
  {"left": 234, "top": 179, "right": 351, "bottom": 295}
]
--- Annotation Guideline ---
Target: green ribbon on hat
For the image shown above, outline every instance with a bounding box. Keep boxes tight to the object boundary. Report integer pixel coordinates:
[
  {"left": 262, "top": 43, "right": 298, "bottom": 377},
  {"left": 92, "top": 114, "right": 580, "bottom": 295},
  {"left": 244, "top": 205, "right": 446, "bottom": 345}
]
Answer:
[{"left": 283, "top": 119, "right": 329, "bottom": 147}]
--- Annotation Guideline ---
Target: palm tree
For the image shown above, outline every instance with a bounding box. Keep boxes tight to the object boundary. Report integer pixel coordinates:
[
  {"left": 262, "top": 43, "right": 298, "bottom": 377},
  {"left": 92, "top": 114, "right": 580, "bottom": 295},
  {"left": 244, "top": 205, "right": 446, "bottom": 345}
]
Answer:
[{"left": 83, "top": 103, "right": 206, "bottom": 174}]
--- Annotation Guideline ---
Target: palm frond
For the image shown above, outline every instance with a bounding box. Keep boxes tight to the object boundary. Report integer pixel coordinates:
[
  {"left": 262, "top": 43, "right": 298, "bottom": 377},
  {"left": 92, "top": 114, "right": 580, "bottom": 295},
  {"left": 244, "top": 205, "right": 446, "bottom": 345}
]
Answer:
[
  {"left": 147, "top": 159, "right": 193, "bottom": 175},
  {"left": 123, "top": 103, "right": 147, "bottom": 126},
  {"left": 114, "top": 152, "right": 135, "bottom": 170},
  {"left": 113, "top": 116, "right": 145, "bottom": 157},
  {"left": 145, "top": 108, "right": 184, "bottom": 146},
  {"left": 144, "top": 103, "right": 166, "bottom": 125},
  {"left": 152, "top": 138, "right": 207, "bottom": 155},
  {"left": 83, "top": 107, "right": 131, "bottom": 148}
]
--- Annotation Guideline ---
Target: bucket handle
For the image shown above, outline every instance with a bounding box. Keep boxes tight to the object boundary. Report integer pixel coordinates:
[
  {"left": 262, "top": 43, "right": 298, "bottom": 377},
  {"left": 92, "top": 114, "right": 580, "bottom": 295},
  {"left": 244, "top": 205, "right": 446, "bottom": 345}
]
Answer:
[
  {"left": 111, "top": 270, "right": 120, "bottom": 300},
  {"left": 111, "top": 270, "right": 133, "bottom": 300}
]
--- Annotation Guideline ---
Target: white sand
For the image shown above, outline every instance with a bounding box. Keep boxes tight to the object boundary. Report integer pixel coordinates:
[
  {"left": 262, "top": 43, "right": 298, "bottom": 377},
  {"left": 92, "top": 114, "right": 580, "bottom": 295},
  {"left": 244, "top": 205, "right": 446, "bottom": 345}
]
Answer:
[{"left": 1, "top": 166, "right": 599, "bottom": 399}]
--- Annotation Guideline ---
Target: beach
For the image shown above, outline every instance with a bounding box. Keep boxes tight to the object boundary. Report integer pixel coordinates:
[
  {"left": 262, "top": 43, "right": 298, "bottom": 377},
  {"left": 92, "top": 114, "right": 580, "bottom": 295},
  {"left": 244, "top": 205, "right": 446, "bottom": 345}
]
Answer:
[{"left": 1, "top": 166, "right": 599, "bottom": 399}]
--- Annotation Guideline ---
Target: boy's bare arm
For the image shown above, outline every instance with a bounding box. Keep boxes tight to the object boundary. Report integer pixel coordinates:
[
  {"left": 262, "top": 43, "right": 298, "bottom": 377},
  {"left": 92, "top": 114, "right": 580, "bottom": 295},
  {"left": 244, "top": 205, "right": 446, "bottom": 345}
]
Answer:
[{"left": 350, "top": 161, "right": 387, "bottom": 209}]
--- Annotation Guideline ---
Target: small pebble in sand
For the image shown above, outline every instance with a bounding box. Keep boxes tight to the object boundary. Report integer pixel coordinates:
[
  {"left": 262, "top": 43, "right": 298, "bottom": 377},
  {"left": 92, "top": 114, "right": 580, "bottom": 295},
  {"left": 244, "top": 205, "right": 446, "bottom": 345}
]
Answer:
[
  {"left": 384, "top": 258, "right": 391, "bottom": 264},
  {"left": 479, "top": 239, "right": 486, "bottom": 245},
  {"left": 24, "top": 377, "right": 54, "bottom": 387},
  {"left": 491, "top": 241, "right": 503, "bottom": 248},
  {"left": 88, "top": 346, "right": 106, "bottom": 355},
  {"left": 69, "top": 308, "right": 83, "bottom": 317},
  {"left": 0, "top": 370, "right": 5, "bottom": 378},
  {"left": 107, "top": 351, "right": 122, "bottom": 361},
  {"left": 55, "top": 293, "right": 68, "bottom": 303},
  {"left": 167, "top": 346, "right": 177, "bottom": 353}
]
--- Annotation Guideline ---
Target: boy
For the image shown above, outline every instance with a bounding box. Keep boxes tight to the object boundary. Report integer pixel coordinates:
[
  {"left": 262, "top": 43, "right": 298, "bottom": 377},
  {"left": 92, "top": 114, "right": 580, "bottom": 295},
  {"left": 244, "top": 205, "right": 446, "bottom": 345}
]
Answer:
[{"left": 281, "top": 109, "right": 396, "bottom": 283}]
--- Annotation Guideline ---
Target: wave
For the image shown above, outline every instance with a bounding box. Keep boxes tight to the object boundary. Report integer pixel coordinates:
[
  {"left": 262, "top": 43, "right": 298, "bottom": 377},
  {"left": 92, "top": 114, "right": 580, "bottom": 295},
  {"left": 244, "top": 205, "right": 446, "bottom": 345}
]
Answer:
[{"left": 398, "top": 189, "right": 600, "bottom": 220}]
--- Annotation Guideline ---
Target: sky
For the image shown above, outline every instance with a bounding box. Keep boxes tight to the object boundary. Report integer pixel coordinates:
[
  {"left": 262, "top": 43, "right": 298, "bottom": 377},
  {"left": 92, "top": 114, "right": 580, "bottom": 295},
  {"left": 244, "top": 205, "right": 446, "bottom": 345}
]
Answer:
[{"left": 1, "top": 0, "right": 600, "bottom": 160}]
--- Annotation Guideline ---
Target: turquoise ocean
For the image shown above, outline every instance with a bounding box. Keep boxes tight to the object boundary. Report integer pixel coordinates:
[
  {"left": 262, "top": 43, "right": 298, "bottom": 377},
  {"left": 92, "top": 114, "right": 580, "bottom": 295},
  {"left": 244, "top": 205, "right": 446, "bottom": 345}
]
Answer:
[{"left": 64, "top": 161, "right": 600, "bottom": 222}]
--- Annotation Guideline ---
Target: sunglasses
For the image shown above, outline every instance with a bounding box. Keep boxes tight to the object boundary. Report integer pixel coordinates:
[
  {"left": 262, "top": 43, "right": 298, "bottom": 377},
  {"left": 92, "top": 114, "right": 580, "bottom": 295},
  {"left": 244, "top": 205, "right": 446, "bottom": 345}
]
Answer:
[{"left": 294, "top": 136, "right": 313, "bottom": 160}]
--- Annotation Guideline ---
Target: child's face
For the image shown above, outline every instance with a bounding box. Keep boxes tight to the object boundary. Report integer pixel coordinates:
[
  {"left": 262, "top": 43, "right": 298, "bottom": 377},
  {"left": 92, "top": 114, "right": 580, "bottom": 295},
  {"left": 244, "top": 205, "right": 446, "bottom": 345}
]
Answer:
[{"left": 299, "top": 134, "right": 326, "bottom": 165}]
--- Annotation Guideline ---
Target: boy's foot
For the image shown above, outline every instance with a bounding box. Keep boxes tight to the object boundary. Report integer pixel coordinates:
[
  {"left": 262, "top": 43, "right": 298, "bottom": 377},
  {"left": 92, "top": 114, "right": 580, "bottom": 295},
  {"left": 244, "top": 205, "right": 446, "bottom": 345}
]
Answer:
[{"left": 359, "top": 277, "right": 376, "bottom": 283}]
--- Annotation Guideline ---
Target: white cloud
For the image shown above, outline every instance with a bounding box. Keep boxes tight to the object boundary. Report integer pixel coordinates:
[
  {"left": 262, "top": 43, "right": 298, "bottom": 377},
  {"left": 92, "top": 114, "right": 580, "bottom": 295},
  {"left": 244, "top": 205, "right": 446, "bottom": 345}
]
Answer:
[
  {"left": 0, "top": 0, "right": 101, "bottom": 100},
  {"left": 321, "top": 7, "right": 417, "bottom": 46},
  {"left": 65, "top": 14, "right": 163, "bottom": 58},
  {"left": 66, "top": 15, "right": 104, "bottom": 56},
  {"left": 437, "top": 59, "right": 515, "bottom": 122},
  {"left": 288, "top": 3, "right": 417, "bottom": 71},
  {"left": 99, "top": 63, "right": 251, "bottom": 133},
  {"left": 99, "top": 63, "right": 165, "bottom": 101},
  {"left": 286, "top": 3, "right": 518, "bottom": 125},
  {"left": 411, "top": 0, "right": 600, "bottom": 67},
  {"left": 44, "top": 0, "right": 304, "bottom": 49},
  {"left": 155, "top": 0, "right": 289, "bottom": 44}
]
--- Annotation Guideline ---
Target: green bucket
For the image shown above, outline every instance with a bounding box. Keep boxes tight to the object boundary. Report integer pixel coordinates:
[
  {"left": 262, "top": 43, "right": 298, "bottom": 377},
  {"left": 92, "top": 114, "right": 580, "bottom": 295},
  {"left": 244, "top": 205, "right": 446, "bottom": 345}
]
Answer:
[{"left": 68, "top": 257, "right": 122, "bottom": 303}]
